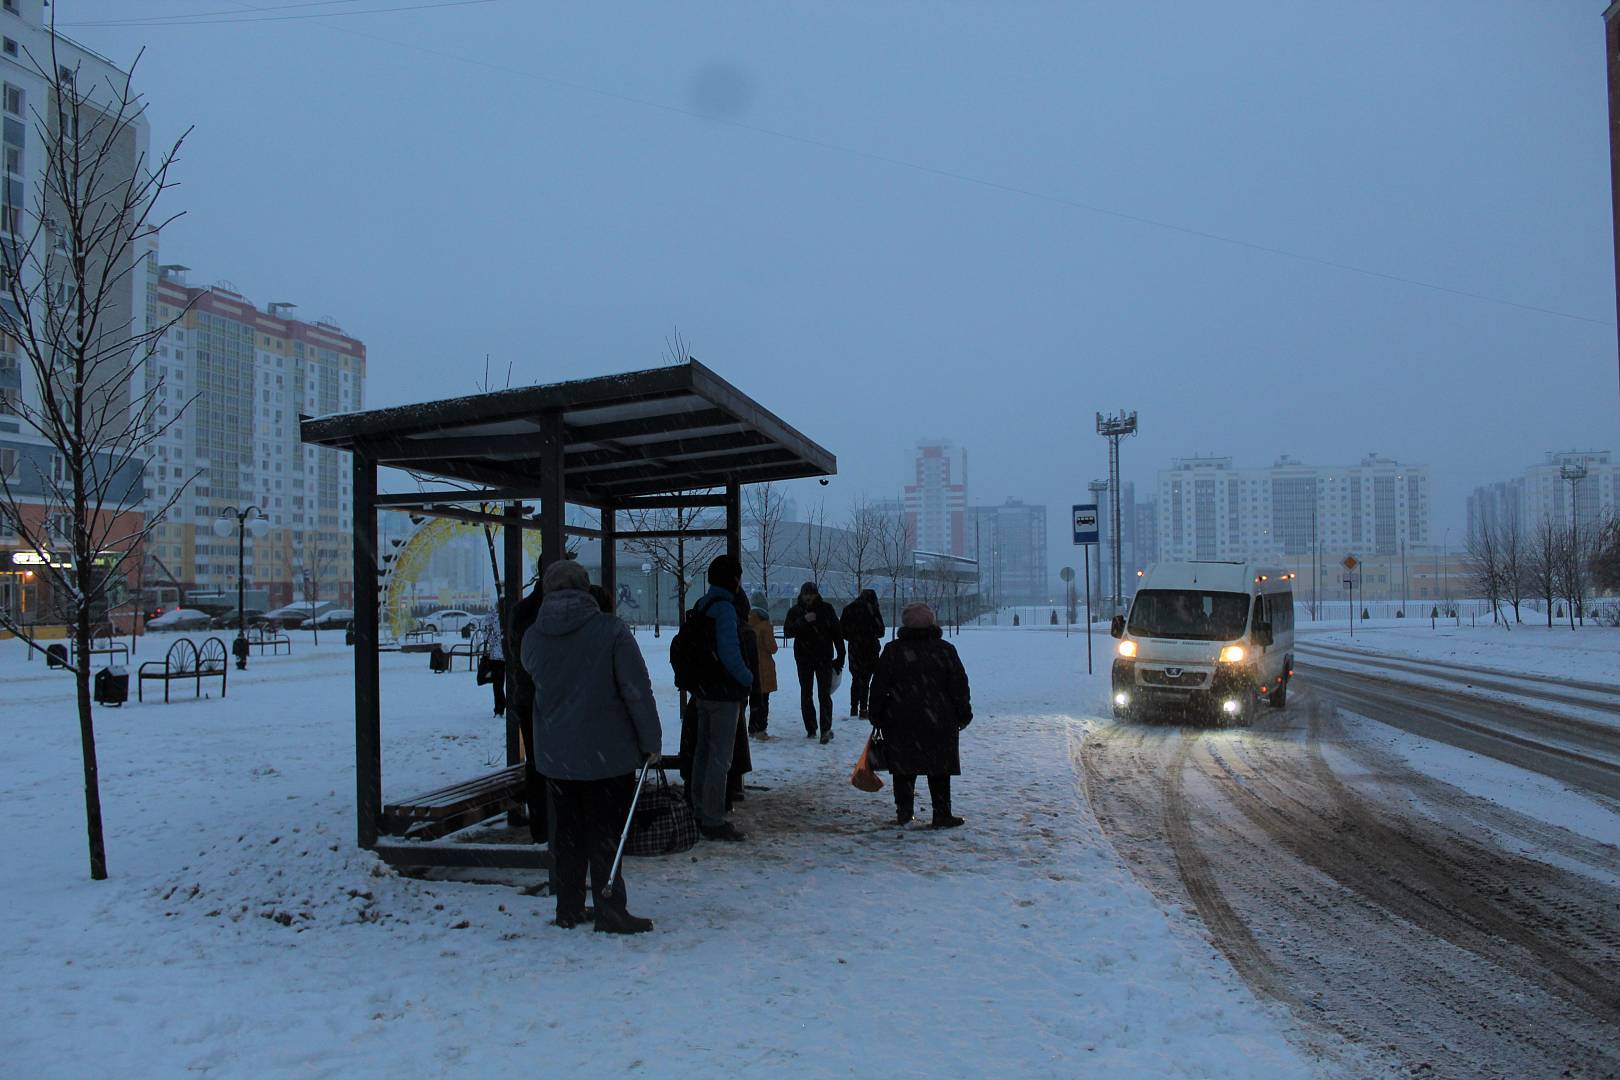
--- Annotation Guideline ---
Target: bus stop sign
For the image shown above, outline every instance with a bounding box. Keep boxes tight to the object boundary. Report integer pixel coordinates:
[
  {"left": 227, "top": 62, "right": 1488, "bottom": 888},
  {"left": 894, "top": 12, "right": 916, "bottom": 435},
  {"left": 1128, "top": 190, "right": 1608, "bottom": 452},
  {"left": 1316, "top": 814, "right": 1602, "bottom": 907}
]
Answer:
[{"left": 1073, "top": 504, "right": 1099, "bottom": 545}]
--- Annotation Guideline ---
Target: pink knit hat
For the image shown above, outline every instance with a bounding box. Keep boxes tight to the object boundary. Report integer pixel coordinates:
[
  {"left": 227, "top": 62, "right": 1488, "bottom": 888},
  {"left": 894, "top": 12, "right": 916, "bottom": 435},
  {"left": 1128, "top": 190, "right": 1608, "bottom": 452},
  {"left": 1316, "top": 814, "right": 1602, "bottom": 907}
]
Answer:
[{"left": 901, "top": 602, "right": 937, "bottom": 629}]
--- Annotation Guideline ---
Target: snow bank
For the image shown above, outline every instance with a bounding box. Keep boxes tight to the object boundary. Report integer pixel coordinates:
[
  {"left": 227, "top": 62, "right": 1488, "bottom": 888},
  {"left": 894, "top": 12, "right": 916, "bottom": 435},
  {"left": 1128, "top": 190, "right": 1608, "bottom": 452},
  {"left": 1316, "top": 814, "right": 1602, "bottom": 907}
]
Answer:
[{"left": 1, "top": 628, "right": 1311, "bottom": 1077}]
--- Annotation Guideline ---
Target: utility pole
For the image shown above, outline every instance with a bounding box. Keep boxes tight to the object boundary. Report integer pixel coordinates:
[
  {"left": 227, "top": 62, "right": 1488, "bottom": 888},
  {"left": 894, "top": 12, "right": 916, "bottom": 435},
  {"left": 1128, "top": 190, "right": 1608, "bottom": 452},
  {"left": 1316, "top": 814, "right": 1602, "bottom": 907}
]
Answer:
[
  {"left": 1561, "top": 461, "right": 1588, "bottom": 625},
  {"left": 1095, "top": 412, "right": 1137, "bottom": 615}
]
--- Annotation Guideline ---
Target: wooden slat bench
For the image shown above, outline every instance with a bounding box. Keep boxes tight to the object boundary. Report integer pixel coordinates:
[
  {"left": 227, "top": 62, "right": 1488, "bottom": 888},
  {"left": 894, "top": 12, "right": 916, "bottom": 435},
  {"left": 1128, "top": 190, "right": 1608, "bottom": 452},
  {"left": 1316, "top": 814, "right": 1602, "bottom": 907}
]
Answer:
[
  {"left": 379, "top": 764, "right": 528, "bottom": 841},
  {"left": 242, "top": 625, "right": 292, "bottom": 656}
]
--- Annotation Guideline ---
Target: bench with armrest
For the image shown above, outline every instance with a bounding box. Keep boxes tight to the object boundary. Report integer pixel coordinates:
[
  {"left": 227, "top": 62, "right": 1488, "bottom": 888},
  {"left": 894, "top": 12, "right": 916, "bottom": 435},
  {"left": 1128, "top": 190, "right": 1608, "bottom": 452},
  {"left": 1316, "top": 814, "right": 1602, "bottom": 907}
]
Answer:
[
  {"left": 241, "top": 623, "right": 292, "bottom": 656},
  {"left": 379, "top": 764, "right": 528, "bottom": 841},
  {"left": 138, "top": 636, "right": 229, "bottom": 702},
  {"left": 445, "top": 638, "right": 486, "bottom": 672},
  {"left": 70, "top": 631, "right": 129, "bottom": 668}
]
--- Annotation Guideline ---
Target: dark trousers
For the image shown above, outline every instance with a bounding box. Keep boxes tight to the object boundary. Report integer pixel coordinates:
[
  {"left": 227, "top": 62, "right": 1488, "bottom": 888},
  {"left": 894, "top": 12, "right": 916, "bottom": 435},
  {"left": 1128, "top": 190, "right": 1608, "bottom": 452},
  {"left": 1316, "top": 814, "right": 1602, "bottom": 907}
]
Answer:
[
  {"left": 796, "top": 655, "right": 834, "bottom": 735},
  {"left": 892, "top": 773, "right": 952, "bottom": 820},
  {"left": 849, "top": 668, "right": 874, "bottom": 715},
  {"left": 546, "top": 774, "right": 634, "bottom": 919},
  {"left": 748, "top": 688, "right": 771, "bottom": 733},
  {"left": 488, "top": 659, "right": 507, "bottom": 715}
]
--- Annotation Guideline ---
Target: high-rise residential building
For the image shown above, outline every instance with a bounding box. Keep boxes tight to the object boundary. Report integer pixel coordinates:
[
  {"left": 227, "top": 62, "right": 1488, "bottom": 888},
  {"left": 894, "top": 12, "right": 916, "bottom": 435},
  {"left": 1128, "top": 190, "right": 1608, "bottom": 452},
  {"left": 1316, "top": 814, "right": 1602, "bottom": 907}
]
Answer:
[
  {"left": 904, "top": 441, "right": 968, "bottom": 556},
  {"left": 142, "top": 266, "right": 365, "bottom": 607},
  {"left": 1468, "top": 450, "right": 1618, "bottom": 539},
  {"left": 0, "top": 11, "right": 150, "bottom": 625},
  {"left": 968, "top": 498, "right": 1047, "bottom": 605},
  {"left": 1155, "top": 453, "right": 1430, "bottom": 564},
  {"left": 1465, "top": 478, "right": 1525, "bottom": 540}
]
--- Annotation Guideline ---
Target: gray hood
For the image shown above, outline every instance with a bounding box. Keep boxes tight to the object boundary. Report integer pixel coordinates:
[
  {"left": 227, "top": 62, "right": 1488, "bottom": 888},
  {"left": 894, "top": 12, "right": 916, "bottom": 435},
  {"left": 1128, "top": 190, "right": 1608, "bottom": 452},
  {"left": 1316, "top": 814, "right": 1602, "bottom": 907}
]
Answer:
[{"left": 537, "top": 589, "right": 600, "bottom": 636}]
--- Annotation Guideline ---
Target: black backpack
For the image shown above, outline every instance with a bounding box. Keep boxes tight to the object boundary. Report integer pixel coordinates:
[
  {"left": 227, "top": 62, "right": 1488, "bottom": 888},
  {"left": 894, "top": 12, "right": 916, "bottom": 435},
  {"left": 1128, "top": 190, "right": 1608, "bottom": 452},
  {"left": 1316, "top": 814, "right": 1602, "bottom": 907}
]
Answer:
[{"left": 669, "top": 595, "right": 724, "bottom": 693}]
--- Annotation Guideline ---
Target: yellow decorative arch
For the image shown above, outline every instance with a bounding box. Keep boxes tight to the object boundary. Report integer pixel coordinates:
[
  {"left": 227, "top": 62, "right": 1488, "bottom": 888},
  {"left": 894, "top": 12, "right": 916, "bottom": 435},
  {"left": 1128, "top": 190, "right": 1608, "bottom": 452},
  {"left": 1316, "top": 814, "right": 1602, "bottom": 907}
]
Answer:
[{"left": 381, "top": 517, "right": 542, "bottom": 639}]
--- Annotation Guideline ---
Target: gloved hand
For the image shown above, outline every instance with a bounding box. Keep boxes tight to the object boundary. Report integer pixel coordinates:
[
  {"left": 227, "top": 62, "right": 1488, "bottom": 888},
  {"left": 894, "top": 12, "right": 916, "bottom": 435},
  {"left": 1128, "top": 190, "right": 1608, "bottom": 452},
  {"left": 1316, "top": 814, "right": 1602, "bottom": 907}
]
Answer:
[{"left": 644, "top": 751, "right": 662, "bottom": 766}]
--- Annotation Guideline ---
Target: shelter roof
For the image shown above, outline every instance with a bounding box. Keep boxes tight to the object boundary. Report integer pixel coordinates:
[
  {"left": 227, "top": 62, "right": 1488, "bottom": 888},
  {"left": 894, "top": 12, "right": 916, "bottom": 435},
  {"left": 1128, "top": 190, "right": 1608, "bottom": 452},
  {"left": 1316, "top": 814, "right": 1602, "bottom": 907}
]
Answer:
[{"left": 300, "top": 360, "right": 836, "bottom": 503}]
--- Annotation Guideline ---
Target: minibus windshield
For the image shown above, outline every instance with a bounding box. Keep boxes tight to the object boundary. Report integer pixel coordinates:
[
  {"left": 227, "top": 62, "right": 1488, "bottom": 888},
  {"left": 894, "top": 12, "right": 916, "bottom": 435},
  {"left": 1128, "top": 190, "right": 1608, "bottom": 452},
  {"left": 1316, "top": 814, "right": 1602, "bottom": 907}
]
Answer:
[{"left": 1126, "top": 589, "right": 1250, "bottom": 641}]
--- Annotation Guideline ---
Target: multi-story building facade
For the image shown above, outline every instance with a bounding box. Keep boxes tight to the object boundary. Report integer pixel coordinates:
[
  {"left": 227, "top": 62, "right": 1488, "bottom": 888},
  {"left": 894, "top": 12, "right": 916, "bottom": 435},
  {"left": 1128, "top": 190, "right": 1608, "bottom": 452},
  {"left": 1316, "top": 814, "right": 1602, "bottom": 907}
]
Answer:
[
  {"left": 0, "top": 8, "right": 151, "bottom": 628},
  {"left": 904, "top": 441, "right": 968, "bottom": 557},
  {"left": 969, "top": 498, "right": 1047, "bottom": 605},
  {"left": 1468, "top": 450, "right": 1618, "bottom": 539},
  {"left": 1155, "top": 453, "right": 1430, "bottom": 564},
  {"left": 143, "top": 266, "right": 365, "bottom": 607}
]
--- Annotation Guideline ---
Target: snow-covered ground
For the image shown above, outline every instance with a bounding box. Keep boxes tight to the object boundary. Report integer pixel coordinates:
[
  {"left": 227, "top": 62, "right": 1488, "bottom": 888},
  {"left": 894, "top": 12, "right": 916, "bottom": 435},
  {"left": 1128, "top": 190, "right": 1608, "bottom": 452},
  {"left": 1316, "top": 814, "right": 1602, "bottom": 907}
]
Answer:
[
  {"left": 1299, "top": 618, "right": 1620, "bottom": 687},
  {"left": 2, "top": 627, "right": 1314, "bottom": 1078}
]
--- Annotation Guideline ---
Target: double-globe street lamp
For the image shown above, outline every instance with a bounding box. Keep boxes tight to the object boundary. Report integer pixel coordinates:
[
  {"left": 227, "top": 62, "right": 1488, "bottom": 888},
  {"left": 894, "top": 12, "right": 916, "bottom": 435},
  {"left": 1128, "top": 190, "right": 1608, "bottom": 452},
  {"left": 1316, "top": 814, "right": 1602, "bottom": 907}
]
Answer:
[{"left": 213, "top": 505, "right": 269, "bottom": 670}]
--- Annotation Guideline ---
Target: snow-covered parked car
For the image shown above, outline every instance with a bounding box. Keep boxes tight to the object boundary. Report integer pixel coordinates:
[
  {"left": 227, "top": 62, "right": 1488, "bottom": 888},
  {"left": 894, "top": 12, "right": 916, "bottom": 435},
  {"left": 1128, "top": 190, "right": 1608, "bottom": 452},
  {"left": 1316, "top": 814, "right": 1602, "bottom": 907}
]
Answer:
[{"left": 146, "top": 608, "right": 213, "bottom": 632}]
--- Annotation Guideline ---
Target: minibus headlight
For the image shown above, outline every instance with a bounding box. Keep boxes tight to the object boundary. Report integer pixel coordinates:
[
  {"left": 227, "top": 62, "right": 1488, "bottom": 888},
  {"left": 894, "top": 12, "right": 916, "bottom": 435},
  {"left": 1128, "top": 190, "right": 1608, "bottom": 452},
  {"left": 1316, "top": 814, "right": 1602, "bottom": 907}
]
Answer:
[
  {"left": 1219, "top": 645, "right": 1246, "bottom": 663},
  {"left": 1117, "top": 640, "right": 1137, "bottom": 659}
]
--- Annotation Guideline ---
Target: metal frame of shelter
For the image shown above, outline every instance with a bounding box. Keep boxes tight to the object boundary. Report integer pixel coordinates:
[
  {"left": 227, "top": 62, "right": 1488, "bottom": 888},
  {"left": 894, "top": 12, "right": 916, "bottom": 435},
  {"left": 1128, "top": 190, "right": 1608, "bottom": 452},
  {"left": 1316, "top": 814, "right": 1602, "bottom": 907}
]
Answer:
[{"left": 301, "top": 360, "right": 836, "bottom": 870}]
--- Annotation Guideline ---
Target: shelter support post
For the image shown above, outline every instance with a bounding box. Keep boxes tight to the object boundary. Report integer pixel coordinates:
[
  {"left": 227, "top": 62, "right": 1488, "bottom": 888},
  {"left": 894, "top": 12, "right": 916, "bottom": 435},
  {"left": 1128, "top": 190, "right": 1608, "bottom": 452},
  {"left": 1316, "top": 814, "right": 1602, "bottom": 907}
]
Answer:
[
  {"left": 539, "top": 411, "right": 566, "bottom": 570},
  {"left": 503, "top": 503, "right": 524, "bottom": 771},
  {"left": 600, "top": 502, "right": 617, "bottom": 607},
  {"left": 352, "top": 453, "right": 381, "bottom": 849},
  {"left": 724, "top": 480, "right": 742, "bottom": 566}
]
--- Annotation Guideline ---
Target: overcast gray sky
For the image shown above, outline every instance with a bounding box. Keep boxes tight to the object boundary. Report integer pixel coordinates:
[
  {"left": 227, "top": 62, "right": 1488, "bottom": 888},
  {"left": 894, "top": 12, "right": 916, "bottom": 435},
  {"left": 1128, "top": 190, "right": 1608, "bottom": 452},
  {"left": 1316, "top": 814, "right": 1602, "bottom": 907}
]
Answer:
[{"left": 64, "top": 0, "right": 1617, "bottom": 551}]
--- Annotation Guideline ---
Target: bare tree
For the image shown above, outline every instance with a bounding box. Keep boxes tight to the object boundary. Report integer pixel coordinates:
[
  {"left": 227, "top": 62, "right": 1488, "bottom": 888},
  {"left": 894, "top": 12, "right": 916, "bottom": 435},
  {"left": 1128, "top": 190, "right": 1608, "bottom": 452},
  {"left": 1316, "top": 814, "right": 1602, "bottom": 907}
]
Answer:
[
  {"left": 877, "top": 512, "right": 915, "bottom": 637},
  {"left": 1527, "top": 519, "right": 1562, "bottom": 628},
  {"left": 0, "top": 44, "right": 193, "bottom": 879},
  {"left": 1557, "top": 522, "right": 1586, "bottom": 630},
  {"left": 621, "top": 498, "right": 724, "bottom": 624},
  {"left": 297, "top": 530, "right": 341, "bottom": 647},
  {"left": 838, "top": 498, "right": 883, "bottom": 595},
  {"left": 1499, "top": 515, "right": 1527, "bottom": 623},
  {"left": 1591, "top": 512, "right": 1620, "bottom": 597},
  {"left": 802, "top": 497, "right": 836, "bottom": 594},
  {"left": 743, "top": 480, "right": 785, "bottom": 604},
  {"left": 1465, "top": 524, "right": 1506, "bottom": 628}
]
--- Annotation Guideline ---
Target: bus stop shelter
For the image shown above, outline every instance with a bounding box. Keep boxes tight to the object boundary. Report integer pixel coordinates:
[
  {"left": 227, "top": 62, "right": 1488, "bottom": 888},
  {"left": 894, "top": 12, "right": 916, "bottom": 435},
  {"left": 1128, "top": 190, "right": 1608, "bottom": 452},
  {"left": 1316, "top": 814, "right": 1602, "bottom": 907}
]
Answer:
[{"left": 300, "top": 360, "right": 837, "bottom": 869}]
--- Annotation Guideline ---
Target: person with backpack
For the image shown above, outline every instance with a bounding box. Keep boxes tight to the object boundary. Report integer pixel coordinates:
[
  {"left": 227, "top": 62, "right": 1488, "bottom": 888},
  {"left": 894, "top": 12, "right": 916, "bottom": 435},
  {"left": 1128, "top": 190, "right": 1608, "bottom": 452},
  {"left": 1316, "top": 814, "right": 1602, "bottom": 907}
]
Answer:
[
  {"left": 783, "top": 581, "right": 845, "bottom": 743},
  {"left": 867, "top": 602, "right": 972, "bottom": 828},
  {"left": 840, "top": 588, "right": 885, "bottom": 719},
  {"left": 521, "top": 558, "right": 662, "bottom": 933},
  {"left": 672, "top": 555, "right": 753, "bottom": 842}
]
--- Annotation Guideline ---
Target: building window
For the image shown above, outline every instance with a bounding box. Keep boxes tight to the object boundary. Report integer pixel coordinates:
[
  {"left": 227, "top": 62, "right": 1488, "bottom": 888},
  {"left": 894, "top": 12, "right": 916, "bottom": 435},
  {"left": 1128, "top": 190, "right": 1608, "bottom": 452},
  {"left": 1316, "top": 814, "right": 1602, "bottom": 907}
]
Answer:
[
  {"left": 1, "top": 38, "right": 14, "bottom": 57},
  {"left": 2, "top": 83, "right": 19, "bottom": 116}
]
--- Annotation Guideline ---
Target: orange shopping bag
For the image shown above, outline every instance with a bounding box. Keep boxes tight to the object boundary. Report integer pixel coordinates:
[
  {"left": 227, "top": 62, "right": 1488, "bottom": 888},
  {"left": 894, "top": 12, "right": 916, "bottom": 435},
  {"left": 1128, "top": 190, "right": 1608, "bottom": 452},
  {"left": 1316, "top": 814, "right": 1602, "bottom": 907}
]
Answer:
[{"left": 850, "top": 733, "right": 884, "bottom": 792}]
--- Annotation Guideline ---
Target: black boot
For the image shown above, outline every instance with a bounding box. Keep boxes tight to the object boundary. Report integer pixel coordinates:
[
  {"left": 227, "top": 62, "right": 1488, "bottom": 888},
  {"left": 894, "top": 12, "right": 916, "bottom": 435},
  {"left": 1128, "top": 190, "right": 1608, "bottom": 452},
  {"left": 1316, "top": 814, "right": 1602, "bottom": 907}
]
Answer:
[{"left": 594, "top": 906, "right": 654, "bottom": 934}]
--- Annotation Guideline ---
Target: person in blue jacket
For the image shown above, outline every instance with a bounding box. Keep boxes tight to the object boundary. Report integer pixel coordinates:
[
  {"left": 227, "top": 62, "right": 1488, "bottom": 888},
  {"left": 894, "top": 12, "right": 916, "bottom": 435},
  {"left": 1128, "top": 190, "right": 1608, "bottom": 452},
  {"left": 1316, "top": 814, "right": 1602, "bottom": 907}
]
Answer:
[{"left": 686, "top": 554, "right": 753, "bottom": 841}]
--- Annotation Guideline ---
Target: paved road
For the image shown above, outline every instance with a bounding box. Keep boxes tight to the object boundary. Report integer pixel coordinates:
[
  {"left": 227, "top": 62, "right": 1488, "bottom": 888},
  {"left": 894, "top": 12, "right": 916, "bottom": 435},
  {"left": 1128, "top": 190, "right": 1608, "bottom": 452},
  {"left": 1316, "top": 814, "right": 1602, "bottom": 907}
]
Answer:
[{"left": 1081, "top": 679, "right": 1620, "bottom": 1078}]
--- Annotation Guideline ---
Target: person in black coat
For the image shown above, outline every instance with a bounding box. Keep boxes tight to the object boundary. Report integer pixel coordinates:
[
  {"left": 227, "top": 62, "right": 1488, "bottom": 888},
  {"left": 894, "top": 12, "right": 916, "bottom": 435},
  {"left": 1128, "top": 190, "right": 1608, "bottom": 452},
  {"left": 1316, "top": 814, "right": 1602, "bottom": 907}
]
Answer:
[
  {"left": 839, "top": 588, "right": 885, "bottom": 719},
  {"left": 782, "top": 581, "right": 846, "bottom": 743},
  {"left": 506, "top": 568, "right": 548, "bottom": 846},
  {"left": 867, "top": 602, "right": 971, "bottom": 828}
]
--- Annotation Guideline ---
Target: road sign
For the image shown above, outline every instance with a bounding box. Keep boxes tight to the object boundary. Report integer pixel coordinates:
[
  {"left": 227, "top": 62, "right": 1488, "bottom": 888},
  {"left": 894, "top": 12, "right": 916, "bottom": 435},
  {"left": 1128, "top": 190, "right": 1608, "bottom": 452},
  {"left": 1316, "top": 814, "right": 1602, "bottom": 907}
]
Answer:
[
  {"left": 1059, "top": 566, "right": 1075, "bottom": 582},
  {"left": 1072, "top": 504, "right": 1099, "bottom": 545},
  {"left": 1341, "top": 554, "right": 1358, "bottom": 572}
]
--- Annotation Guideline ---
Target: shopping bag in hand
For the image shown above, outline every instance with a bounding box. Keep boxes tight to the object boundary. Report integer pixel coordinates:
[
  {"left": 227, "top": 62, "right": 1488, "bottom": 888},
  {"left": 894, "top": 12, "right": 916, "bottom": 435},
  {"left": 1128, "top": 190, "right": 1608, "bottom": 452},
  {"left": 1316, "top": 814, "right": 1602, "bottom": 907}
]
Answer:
[{"left": 850, "top": 734, "right": 884, "bottom": 793}]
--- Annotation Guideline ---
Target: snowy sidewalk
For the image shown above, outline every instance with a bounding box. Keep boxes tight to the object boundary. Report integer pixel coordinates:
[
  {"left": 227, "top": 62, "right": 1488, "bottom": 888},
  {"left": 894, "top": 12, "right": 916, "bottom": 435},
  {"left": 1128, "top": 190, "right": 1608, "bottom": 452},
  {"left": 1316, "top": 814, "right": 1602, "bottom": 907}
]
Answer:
[{"left": 2, "top": 630, "right": 1311, "bottom": 1078}]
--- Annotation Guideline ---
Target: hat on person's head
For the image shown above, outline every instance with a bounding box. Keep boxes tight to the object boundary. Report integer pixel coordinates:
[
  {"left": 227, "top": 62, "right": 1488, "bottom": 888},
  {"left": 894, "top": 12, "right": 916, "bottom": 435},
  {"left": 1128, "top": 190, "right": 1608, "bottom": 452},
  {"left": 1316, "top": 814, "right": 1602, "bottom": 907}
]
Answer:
[
  {"left": 707, "top": 554, "right": 743, "bottom": 587},
  {"left": 542, "top": 558, "right": 590, "bottom": 593},
  {"left": 901, "top": 602, "right": 937, "bottom": 629},
  {"left": 799, "top": 581, "right": 819, "bottom": 597}
]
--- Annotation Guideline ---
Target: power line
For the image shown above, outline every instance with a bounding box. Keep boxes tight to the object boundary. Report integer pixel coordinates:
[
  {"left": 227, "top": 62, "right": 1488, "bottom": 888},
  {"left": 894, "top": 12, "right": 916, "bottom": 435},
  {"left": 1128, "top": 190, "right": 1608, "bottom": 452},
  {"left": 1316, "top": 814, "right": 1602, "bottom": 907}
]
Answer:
[
  {"left": 68, "top": 6, "right": 1613, "bottom": 328},
  {"left": 59, "top": 0, "right": 495, "bottom": 28},
  {"left": 63, "top": 0, "right": 371, "bottom": 26}
]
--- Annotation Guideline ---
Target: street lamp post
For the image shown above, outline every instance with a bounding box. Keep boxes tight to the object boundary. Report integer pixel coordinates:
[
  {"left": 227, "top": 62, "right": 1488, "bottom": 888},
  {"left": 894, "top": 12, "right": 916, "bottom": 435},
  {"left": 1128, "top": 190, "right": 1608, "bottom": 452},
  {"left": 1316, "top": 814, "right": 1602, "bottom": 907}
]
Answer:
[{"left": 213, "top": 505, "right": 268, "bottom": 670}]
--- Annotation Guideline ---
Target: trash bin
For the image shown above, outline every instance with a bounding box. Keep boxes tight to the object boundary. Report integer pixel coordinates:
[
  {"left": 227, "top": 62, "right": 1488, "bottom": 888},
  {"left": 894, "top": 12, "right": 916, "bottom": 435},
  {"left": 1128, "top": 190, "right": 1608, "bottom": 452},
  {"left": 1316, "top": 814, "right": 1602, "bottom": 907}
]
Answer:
[
  {"left": 429, "top": 645, "right": 450, "bottom": 673},
  {"left": 95, "top": 666, "right": 129, "bottom": 706},
  {"left": 46, "top": 642, "right": 68, "bottom": 669}
]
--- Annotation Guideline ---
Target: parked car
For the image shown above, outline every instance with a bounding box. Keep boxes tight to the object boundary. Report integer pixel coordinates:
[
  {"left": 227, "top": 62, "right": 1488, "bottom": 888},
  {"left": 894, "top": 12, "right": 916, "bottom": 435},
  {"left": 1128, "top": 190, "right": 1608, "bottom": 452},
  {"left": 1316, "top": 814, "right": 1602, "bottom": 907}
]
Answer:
[
  {"left": 306, "top": 607, "right": 353, "bottom": 630},
  {"left": 209, "top": 609, "right": 266, "bottom": 631},
  {"left": 146, "top": 608, "right": 213, "bottom": 632},
  {"left": 420, "top": 608, "right": 473, "bottom": 634},
  {"left": 264, "top": 601, "right": 336, "bottom": 629}
]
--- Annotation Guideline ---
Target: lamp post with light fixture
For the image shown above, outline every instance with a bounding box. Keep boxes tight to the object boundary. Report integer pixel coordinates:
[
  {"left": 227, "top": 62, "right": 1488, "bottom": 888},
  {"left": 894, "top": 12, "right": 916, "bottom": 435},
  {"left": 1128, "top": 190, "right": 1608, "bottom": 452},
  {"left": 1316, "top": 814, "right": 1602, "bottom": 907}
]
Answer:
[{"left": 213, "top": 505, "right": 269, "bottom": 669}]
